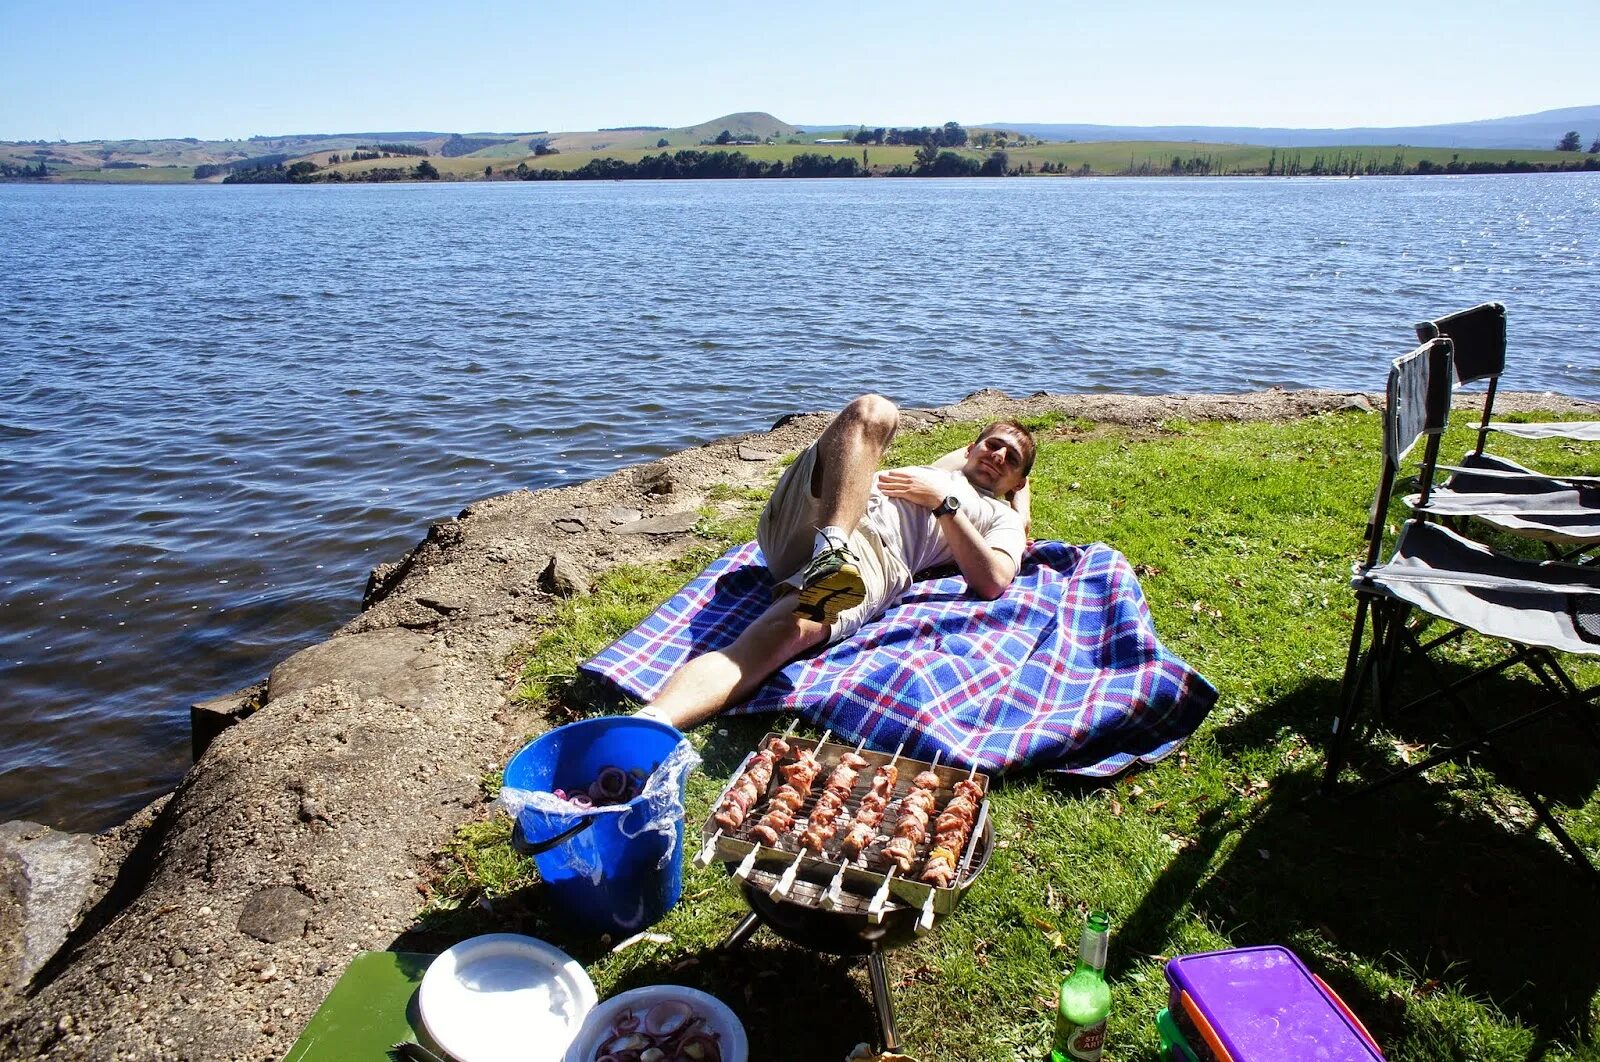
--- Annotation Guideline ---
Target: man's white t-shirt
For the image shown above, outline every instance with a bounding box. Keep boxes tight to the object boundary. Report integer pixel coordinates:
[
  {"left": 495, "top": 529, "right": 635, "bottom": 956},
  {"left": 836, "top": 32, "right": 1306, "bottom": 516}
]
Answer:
[{"left": 864, "top": 467, "right": 1028, "bottom": 590}]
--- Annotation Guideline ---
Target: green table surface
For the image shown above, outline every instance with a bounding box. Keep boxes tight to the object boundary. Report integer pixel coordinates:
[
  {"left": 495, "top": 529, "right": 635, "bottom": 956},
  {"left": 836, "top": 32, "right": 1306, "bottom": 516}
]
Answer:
[{"left": 283, "top": 951, "right": 438, "bottom": 1061}]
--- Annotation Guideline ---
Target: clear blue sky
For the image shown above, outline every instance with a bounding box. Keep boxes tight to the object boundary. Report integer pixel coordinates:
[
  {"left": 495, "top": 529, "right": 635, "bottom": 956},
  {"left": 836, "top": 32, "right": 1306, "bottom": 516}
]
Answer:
[{"left": 2, "top": 0, "right": 1593, "bottom": 141}]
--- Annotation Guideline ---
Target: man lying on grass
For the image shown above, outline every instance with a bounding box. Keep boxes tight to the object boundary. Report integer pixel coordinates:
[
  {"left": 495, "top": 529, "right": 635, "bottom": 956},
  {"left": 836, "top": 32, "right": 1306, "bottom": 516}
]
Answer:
[{"left": 637, "top": 393, "right": 1034, "bottom": 730}]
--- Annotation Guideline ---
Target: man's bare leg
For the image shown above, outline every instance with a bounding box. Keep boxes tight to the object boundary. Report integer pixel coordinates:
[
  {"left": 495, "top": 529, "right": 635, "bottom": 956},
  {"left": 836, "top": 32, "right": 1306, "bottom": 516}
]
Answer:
[
  {"left": 642, "top": 395, "right": 897, "bottom": 729},
  {"left": 790, "top": 394, "right": 898, "bottom": 622},
  {"left": 648, "top": 593, "right": 830, "bottom": 730},
  {"left": 809, "top": 393, "right": 899, "bottom": 532}
]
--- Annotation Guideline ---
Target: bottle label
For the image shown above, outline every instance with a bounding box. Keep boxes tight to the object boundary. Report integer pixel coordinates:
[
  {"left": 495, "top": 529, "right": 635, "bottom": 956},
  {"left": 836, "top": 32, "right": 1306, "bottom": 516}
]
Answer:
[{"left": 1064, "top": 1019, "right": 1105, "bottom": 1060}]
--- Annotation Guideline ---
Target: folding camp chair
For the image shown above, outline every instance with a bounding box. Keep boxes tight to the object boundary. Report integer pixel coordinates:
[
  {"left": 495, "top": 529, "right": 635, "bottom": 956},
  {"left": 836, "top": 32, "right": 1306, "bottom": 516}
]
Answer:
[
  {"left": 1415, "top": 301, "right": 1600, "bottom": 465},
  {"left": 1409, "top": 303, "right": 1600, "bottom": 559},
  {"left": 1323, "top": 337, "right": 1600, "bottom": 882}
]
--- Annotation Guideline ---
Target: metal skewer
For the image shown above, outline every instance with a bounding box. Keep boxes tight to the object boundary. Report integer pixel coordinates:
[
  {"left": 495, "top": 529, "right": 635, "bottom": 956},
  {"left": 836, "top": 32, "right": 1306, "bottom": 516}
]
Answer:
[
  {"left": 867, "top": 868, "right": 896, "bottom": 924},
  {"left": 955, "top": 798, "right": 990, "bottom": 884},
  {"left": 733, "top": 845, "right": 759, "bottom": 881},
  {"left": 820, "top": 860, "right": 848, "bottom": 910},
  {"left": 769, "top": 849, "right": 804, "bottom": 900},
  {"left": 916, "top": 884, "right": 937, "bottom": 934},
  {"left": 887, "top": 741, "right": 905, "bottom": 767},
  {"left": 695, "top": 828, "right": 723, "bottom": 868}
]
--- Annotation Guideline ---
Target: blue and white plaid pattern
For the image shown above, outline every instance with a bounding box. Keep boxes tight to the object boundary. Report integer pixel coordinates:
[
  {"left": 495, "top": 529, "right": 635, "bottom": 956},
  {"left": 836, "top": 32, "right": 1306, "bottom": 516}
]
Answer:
[{"left": 581, "top": 540, "right": 1217, "bottom": 776}]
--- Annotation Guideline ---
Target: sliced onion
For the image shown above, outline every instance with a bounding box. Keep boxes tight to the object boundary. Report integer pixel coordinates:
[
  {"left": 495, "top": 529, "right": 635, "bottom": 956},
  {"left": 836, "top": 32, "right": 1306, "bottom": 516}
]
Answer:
[
  {"left": 612, "top": 1011, "right": 640, "bottom": 1034},
  {"left": 569, "top": 792, "right": 593, "bottom": 809},
  {"left": 644, "top": 999, "right": 692, "bottom": 1036},
  {"left": 606, "top": 1033, "right": 649, "bottom": 1051},
  {"left": 679, "top": 1031, "right": 722, "bottom": 1061},
  {"left": 591, "top": 765, "right": 630, "bottom": 803}
]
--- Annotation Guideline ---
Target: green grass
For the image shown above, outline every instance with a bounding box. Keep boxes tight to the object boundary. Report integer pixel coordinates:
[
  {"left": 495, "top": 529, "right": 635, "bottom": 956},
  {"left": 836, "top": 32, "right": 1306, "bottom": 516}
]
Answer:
[
  {"left": 54, "top": 165, "right": 197, "bottom": 183},
  {"left": 511, "top": 140, "right": 1586, "bottom": 179},
  {"left": 414, "top": 410, "right": 1600, "bottom": 1061},
  {"left": 999, "top": 141, "right": 1589, "bottom": 176},
  {"left": 34, "top": 138, "right": 1589, "bottom": 183}
]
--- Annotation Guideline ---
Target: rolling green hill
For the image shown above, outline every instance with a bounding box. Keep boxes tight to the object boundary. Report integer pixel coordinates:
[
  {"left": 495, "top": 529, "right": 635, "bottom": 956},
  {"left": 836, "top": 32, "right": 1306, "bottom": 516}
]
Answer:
[{"left": 5, "top": 110, "right": 1594, "bottom": 183}]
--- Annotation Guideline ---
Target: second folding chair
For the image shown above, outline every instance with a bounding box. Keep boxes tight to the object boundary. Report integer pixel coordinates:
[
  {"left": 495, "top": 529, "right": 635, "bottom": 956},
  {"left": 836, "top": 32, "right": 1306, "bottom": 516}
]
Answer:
[{"left": 1410, "top": 302, "right": 1600, "bottom": 560}]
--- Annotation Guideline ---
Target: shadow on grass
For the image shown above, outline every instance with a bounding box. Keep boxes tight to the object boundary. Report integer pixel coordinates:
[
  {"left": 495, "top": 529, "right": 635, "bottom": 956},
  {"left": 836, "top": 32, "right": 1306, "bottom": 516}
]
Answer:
[
  {"left": 607, "top": 940, "right": 882, "bottom": 1060},
  {"left": 1120, "top": 669, "right": 1600, "bottom": 1056}
]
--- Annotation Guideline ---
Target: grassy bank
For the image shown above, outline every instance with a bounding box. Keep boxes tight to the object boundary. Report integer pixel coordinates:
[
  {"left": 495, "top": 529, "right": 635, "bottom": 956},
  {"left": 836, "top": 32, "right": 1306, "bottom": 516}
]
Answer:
[
  {"left": 19, "top": 139, "right": 1594, "bottom": 183},
  {"left": 423, "top": 408, "right": 1600, "bottom": 1061},
  {"left": 507, "top": 140, "right": 1591, "bottom": 179}
]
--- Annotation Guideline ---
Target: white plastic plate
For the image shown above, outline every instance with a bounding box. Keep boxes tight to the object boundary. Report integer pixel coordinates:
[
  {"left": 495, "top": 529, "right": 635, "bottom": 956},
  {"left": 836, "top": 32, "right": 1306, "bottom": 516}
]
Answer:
[
  {"left": 419, "top": 933, "right": 597, "bottom": 1062},
  {"left": 565, "top": 984, "right": 748, "bottom": 1062}
]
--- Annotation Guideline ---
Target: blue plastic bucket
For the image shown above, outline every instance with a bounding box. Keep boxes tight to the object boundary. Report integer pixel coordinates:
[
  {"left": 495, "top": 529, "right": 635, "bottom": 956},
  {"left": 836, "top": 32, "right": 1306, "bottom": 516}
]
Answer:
[{"left": 502, "top": 716, "right": 692, "bottom": 935}]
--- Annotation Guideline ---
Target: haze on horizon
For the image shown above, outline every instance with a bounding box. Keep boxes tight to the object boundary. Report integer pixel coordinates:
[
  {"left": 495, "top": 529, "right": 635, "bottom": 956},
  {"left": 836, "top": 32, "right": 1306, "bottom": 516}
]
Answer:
[{"left": 1, "top": 0, "right": 1593, "bottom": 142}]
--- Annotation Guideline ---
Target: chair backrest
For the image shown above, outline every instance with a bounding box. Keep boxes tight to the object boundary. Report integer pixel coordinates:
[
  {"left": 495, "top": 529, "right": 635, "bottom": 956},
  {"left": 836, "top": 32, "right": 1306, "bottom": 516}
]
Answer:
[
  {"left": 1414, "top": 302, "right": 1506, "bottom": 384},
  {"left": 1415, "top": 301, "right": 1506, "bottom": 457},
  {"left": 1365, "top": 338, "right": 1454, "bottom": 566}
]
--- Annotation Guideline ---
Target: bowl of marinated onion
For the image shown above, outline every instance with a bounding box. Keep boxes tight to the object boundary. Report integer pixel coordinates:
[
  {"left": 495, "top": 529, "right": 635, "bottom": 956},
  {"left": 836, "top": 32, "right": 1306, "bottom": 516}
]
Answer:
[{"left": 565, "top": 984, "right": 747, "bottom": 1062}]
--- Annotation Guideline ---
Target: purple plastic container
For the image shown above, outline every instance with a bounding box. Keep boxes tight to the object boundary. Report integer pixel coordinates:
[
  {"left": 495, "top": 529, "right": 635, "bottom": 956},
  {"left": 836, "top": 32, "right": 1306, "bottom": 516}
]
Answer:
[{"left": 1164, "top": 946, "right": 1383, "bottom": 1061}]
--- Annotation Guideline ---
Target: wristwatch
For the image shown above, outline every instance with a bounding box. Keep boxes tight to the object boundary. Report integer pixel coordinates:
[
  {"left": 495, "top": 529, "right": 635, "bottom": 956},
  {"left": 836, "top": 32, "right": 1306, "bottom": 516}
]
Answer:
[{"left": 933, "top": 495, "right": 961, "bottom": 518}]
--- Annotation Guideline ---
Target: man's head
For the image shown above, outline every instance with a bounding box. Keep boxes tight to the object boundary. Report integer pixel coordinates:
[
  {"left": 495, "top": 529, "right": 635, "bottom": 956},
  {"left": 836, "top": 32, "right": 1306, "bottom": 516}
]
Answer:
[{"left": 962, "top": 420, "right": 1035, "bottom": 497}]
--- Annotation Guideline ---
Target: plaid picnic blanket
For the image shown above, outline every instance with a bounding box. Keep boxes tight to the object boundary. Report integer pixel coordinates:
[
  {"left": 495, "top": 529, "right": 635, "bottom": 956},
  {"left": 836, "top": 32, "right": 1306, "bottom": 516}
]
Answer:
[{"left": 580, "top": 540, "right": 1217, "bottom": 776}]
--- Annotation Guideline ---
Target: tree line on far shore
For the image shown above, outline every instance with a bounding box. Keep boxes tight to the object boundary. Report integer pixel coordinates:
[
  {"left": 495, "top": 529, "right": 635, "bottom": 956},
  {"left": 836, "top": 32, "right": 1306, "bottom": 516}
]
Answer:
[
  {"left": 1555, "top": 131, "right": 1600, "bottom": 152},
  {"left": 220, "top": 158, "right": 440, "bottom": 183},
  {"left": 511, "top": 145, "right": 1013, "bottom": 181}
]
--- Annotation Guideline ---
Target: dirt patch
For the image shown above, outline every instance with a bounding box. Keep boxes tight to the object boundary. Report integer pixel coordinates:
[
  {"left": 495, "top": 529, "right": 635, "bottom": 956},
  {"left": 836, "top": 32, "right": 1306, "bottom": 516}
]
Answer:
[{"left": 2, "top": 387, "right": 1592, "bottom": 1059}]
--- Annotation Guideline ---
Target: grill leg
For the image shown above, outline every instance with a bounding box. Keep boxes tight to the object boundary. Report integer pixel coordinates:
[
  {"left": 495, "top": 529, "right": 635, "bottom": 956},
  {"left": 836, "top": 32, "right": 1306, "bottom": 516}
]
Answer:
[
  {"left": 718, "top": 912, "right": 762, "bottom": 952},
  {"left": 867, "top": 949, "right": 900, "bottom": 1053}
]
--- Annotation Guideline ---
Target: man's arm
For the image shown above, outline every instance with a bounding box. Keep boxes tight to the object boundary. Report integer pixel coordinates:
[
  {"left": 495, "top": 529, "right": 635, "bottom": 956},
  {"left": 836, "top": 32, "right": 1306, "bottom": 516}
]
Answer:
[
  {"left": 875, "top": 467, "right": 1018, "bottom": 599},
  {"left": 1010, "top": 478, "right": 1032, "bottom": 535}
]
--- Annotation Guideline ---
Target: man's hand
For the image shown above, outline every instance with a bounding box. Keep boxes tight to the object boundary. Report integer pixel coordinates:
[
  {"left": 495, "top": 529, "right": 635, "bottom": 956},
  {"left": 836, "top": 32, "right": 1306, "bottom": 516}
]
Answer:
[
  {"left": 875, "top": 467, "right": 948, "bottom": 509},
  {"left": 880, "top": 466, "right": 1017, "bottom": 599}
]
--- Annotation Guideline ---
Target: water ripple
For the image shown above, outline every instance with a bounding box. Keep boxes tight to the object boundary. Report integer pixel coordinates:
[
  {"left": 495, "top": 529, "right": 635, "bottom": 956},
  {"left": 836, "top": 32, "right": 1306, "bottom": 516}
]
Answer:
[{"left": 1, "top": 175, "right": 1597, "bottom": 830}]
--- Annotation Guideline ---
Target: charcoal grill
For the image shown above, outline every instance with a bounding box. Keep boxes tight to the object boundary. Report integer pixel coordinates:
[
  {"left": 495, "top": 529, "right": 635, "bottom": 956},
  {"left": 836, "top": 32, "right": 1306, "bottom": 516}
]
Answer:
[{"left": 697, "top": 734, "right": 994, "bottom": 1053}]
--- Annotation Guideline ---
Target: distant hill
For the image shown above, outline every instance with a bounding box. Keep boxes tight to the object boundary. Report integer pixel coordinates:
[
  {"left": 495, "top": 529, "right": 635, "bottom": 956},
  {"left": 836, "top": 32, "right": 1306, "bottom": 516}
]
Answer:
[
  {"left": 545, "top": 112, "right": 798, "bottom": 154},
  {"left": 7, "top": 105, "right": 1597, "bottom": 182},
  {"left": 987, "top": 105, "right": 1600, "bottom": 150}
]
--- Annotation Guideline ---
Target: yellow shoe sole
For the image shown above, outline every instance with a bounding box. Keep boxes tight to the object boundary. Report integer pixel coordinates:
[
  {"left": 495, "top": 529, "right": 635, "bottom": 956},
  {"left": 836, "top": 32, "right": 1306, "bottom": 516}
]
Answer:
[{"left": 793, "top": 565, "right": 866, "bottom": 623}]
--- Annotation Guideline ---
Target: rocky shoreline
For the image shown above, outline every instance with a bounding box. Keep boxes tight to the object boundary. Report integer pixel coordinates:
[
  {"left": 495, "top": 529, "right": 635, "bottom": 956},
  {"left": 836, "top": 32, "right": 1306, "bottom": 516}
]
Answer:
[{"left": 3, "top": 386, "right": 1595, "bottom": 1060}]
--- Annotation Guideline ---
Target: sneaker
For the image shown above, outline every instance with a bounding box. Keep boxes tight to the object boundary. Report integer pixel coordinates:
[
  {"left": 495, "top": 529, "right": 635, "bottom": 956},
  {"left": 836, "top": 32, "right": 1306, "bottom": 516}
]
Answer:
[{"left": 793, "top": 545, "right": 866, "bottom": 623}]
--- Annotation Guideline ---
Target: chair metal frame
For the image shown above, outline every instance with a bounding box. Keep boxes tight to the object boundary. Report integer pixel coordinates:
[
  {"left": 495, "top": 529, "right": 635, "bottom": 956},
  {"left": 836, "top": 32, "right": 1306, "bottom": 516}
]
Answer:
[{"left": 1324, "top": 337, "right": 1600, "bottom": 883}]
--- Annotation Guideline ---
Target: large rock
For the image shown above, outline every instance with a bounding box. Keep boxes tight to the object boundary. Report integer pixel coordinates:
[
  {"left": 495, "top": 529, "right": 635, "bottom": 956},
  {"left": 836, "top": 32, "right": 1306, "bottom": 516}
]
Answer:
[
  {"left": 540, "top": 553, "right": 590, "bottom": 598},
  {"left": 610, "top": 511, "right": 700, "bottom": 536},
  {"left": 236, "top": 887, "right": 313, "bottom": 944},
  {"left": 266, "top": 629, "right": 444, "bottom": 710},
  {"left": 0, "top": 821, "right": 102, "bottom": 1004}
]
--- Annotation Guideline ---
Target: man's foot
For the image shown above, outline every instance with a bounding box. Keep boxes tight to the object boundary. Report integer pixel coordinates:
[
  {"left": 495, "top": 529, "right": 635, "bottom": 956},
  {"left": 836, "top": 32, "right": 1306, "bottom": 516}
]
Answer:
[
  {"left": 632, "top": 702, "right": 676, "bottom": 726},
  {"left": 793, "top": 545, "right": 866, "bottom": 623}
]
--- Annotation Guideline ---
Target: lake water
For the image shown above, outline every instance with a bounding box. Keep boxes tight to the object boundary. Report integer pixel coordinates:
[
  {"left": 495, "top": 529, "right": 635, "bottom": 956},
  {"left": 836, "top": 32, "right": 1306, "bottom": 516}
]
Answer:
[{"left": 2, "top": 175, "right": 1597, "bottom": 832}]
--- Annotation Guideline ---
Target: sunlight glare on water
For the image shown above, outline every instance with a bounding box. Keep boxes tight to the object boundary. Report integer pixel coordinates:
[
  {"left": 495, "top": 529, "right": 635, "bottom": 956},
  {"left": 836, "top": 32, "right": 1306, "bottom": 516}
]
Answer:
[{"left": 1, "top": 174, "right": 1596, "bottom": 829}]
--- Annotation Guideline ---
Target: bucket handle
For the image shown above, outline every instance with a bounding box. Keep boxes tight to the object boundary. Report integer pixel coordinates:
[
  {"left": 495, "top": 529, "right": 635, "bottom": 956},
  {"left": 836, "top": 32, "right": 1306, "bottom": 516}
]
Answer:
[{"left": 512, "top": 816, "right": 597, "bottom": 856}]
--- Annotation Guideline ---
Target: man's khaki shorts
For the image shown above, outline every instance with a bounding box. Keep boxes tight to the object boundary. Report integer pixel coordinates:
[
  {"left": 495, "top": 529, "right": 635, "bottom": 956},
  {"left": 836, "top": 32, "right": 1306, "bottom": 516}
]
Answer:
[{"left": 757, "top": 442, "right": 894, "bottom": 643}]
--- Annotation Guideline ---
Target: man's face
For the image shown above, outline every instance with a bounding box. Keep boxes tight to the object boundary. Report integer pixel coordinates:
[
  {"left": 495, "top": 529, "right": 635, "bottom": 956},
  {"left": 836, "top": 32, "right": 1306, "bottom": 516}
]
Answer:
[{"left": 962, "top": 428, "right": 1029, "bottom": 496}]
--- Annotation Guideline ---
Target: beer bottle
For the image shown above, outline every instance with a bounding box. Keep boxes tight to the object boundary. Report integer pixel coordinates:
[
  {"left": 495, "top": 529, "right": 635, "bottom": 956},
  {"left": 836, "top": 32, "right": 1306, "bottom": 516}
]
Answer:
[{"left": 1050, "top": 910, "right": 1111, "bottom": 1061}]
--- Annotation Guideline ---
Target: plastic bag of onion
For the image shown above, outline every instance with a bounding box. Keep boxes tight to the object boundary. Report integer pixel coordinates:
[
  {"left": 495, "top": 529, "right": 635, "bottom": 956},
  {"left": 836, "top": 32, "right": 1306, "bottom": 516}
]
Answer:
[{"left": 499, "top": 717, "right": 702, "bottom": 933}]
